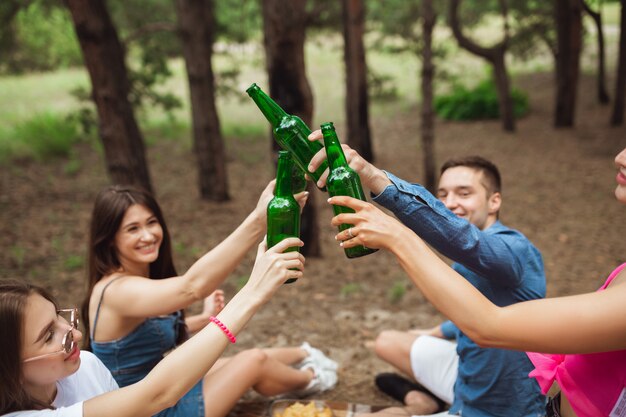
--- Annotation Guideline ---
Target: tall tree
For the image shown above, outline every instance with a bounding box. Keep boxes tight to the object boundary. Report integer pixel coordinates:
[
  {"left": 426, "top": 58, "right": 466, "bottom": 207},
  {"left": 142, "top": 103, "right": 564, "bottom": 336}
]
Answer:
[
  {"left": 175, "top": 0, "right": 229, "bottom": 201},
  {"left": 554, "top": 0, "right": 583, "bottom": 127},
  {"left": 421, "top": 0, "right": 437, "bottom": 192},
  {"left": 449, "top": 0, "right": 516, "bottom": 132},
  {"left": 367, "top": 1, "right": 442, "bottom": 190},
  {"left": 581, "top": 0, "right": 610, "bottom": 104},
  {"left": 261, "top": 0, "right": 320, "bottom": 257},
  {"left": 611, "top": 0, "right": 626, "bottom": 126},
  {"left": 342, "top": 0, "right": 374, "bottom": 161},
  {"left": 64, "top": 0, "right": 153, "bottom": 192}
]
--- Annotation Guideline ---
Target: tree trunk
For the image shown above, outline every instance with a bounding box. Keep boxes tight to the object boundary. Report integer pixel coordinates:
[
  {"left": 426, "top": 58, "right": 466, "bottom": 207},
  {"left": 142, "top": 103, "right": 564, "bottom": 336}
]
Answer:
[
  {"left": 64, "top": 0, "right": 153, "bottom": 192},
  {"left": 175, "top": 0, "right": 229, "bottom": 201},
  {"left": 342, "top": 0, "right": 374, "bottom": 162},
  {"left": 581, "top": 0, "right": 610, "bottom": 104},
  {"left": 421, "top": 0, "right": 436, "bottom": 192},
  {"left": 492, "top": 50, "right": 515, "bottom": 132},
  {"left": 261, "top": 0, "right": 320, "bottom": 257},
  {"left": 554, "top": 0, "right": 583, "bottom": 127},
  {"left": 449, "top": 0, "right": 515, "bottom": 132},
  {"left": 611, "top": 0, "right": 626, "bottom": 125}
]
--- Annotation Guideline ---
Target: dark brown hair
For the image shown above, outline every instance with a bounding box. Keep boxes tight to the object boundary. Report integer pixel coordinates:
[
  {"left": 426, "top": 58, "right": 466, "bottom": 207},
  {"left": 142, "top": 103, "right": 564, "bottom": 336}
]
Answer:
[
  {"left": 440, "top": 155, "right": 502, "bottom": 196},
  {"left": 0, "top": 280, "right": 58, "bottom": 413},
  {"left": 81, "top": 185, "right": 186, "bottom": 350}
]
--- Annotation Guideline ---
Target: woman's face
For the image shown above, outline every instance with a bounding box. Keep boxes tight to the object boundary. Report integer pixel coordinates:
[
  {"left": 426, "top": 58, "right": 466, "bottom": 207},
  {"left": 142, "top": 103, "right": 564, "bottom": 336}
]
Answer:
[
  {"left": 21, "top": 294, "right": 82, "bottom": 387},
  {"left": 615, "top": 147, "right": 626, "bottom": 204},
  {"left": 114, "top": 204, "right": 163, "bottom": 273}
]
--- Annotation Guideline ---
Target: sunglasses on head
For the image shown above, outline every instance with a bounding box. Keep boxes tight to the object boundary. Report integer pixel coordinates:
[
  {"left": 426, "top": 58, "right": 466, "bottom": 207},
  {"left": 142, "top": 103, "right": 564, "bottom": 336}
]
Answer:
[{"left": 23, "top": 308, "right": 79, "bottom": 363}]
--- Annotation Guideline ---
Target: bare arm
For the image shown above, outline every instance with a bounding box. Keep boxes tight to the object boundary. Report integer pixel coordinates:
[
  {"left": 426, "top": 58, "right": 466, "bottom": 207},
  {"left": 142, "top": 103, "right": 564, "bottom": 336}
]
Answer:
[
  {"left": 83, "top": 238, "right": 305, "bottom": 417},
  {"left": 102, "top": 183, "right": 308, "bottom": 318},
  {"left": 329, "top": 195, "right": 626, "bottom": 354}
]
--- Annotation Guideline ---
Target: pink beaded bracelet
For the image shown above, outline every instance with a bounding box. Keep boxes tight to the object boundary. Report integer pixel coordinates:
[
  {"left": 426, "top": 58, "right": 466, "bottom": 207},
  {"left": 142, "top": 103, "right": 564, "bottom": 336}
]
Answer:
[{"left": 209, "top": 316, "right": 236, "bottom": 344}]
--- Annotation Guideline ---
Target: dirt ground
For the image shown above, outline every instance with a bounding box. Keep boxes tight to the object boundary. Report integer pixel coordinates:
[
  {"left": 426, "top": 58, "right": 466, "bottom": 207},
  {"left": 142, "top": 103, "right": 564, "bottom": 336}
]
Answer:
[{"left": 1, "top": 72, "right": 625, "bottom": 410}]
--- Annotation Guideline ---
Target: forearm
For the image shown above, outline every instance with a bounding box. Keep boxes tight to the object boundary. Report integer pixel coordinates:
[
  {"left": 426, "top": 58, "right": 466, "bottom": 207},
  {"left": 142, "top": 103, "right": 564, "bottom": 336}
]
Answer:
[
  {"left": 147, "top": 289, "right": 259, "bottom": 398},
  {"left": 391, "top": 230, "right": 500, "bottom": 345},
  {"left": 184, "top": 212, "right": 265, "bottom": 297},
  {"left": 135, "top": 288, "right": 260, "bottom": 413},
  {"left": 84, "top": 287, "right": 263, "bottom": 417},
  {"left": 375, "top": 175, "right": 519, "bottom": 282}
]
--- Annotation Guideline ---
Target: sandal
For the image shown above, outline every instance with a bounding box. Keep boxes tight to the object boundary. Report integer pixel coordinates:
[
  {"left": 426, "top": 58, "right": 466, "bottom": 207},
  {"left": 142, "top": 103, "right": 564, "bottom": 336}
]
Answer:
[{"left": 375, "top": 373, "right": 447, "bottom": 413}]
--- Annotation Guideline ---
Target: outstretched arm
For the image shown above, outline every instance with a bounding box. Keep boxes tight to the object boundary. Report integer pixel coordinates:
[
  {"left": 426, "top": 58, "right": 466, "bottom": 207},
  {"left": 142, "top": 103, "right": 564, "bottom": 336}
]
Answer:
[
  {"left": 101, "top": 181, "right": 308, "bottom": 318},
  {"left": 308, "top": 131, "right": 530, "bottom": 287},
  {"left": 84, "top": 238, "right": 305, "bottom": 417},
  {"left": 329, "top": 195, "right": 626, "bottom": 354}
]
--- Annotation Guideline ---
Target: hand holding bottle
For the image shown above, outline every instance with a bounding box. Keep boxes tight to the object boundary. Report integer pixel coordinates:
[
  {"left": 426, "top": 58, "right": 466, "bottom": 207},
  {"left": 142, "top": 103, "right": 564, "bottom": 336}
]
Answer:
[
  {"left": 253, "top": 180, "right": 277, "bottom": 222},
  {"left": 243, "top": 238, "right": 305, "bottom": 300},
  {"left": 252, "top": 179, "right": 309, "bottom": 223},
  {"left": 328, "top": 195, "right": 413, "bottom": 252},
  {"left": 307, "top": 129, "right": 392, "bottom": 194}
]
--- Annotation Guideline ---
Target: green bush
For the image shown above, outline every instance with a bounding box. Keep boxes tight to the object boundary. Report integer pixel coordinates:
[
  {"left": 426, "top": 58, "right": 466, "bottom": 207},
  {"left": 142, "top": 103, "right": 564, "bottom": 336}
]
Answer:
[
  {"left": 2, "top": 3, "right": 82, "bottom": 74},
  {"left": 0, "top": 112, "right": 81, "bottom": 163},
  {"left": 434, "top": 79, "right": 529, "bottom": 121}
]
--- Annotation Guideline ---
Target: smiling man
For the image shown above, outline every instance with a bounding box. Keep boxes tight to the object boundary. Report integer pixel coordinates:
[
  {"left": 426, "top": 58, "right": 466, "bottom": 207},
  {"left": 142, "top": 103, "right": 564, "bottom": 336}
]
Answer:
[{"left": 307, "top": 139, "right": 547, "bottom": 417}]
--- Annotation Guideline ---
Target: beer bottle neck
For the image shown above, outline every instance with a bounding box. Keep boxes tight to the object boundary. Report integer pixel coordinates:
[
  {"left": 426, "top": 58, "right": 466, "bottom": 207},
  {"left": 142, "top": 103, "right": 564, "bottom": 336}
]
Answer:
[
  {"left": 275, "top": 153, "right": 294, "bottom": 196},
  {"left": 321, "top": 124, "right": 347, "bottom": 169},
  {"left": 246, "top": 84, "right": 288, "bottom": 127}
]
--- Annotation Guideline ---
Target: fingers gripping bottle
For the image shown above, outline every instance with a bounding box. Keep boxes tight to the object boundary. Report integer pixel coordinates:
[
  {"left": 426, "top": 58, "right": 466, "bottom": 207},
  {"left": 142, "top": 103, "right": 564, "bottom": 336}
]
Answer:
[
  {"left": 246, "top": 83, "right": 327, "bottom": 192},
  {"left": 322, "top": 122, "right": 378, "bottom": 259},
  {"left": 267, "top": 151, "right": 302, "bottom": 283}
]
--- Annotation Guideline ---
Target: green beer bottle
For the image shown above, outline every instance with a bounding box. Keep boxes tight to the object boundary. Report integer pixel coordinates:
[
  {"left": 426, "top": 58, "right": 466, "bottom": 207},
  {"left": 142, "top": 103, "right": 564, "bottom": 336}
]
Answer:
[
  {"left": 322, "top": 122, "right": 378, "bottom": 259},
  {"left": 246, "top": 83, "right": 327, "bottom": 191},
  {"left": 267, "top": 150, "right": 302, "bottom": 283}
]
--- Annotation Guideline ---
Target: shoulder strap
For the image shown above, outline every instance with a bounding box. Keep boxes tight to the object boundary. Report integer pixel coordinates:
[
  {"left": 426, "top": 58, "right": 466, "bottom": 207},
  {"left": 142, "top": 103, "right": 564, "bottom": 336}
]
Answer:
[{"left": 91, "top": 276, "right": 124, "bottom": 340}]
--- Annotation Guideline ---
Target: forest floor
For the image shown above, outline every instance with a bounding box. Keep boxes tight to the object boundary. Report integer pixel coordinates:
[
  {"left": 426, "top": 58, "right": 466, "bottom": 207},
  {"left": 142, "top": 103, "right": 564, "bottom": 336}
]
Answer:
[{"left": 1, "top": 72, "right": 625, "bottom": 412}]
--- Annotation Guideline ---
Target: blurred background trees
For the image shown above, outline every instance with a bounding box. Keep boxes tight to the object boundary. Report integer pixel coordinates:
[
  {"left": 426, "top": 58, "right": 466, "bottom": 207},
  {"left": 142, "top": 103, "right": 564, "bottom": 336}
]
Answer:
[{"left": 1, "top": 0, "right": 624, "bottom": 256}]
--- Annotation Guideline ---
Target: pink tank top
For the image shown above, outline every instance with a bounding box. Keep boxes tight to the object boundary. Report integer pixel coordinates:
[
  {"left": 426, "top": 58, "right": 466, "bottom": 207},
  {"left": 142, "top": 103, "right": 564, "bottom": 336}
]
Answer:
[{"left": 526, "top": 263, "right": 626, "bottom": 417}]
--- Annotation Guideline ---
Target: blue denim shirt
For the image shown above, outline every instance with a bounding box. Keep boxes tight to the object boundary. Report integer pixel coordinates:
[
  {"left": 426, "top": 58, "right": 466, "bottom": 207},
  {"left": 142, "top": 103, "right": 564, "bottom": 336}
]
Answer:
[{"left": 373, "top": 172, "right": 546, "bottom": 417}]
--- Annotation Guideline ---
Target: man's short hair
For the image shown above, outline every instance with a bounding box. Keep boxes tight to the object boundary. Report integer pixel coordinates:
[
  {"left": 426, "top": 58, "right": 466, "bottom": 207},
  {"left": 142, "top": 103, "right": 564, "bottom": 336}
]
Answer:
[{"left": 440, "top": 156, "right": 502, "bottom": 195}]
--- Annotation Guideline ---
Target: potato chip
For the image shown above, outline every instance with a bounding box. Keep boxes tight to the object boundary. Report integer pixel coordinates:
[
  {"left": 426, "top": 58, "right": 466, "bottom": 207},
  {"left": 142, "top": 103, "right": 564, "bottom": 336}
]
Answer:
[{"left": 275, "top": 401, "right": 332, "bottom": 417}]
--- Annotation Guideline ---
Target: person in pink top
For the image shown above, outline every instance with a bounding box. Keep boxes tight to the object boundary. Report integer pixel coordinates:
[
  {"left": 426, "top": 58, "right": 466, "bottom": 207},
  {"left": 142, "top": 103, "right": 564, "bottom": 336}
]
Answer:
[
  {"left": 329, "top": 146, "right": 626, "bottom": 417},
  {"left": 527, "top": 262, "right": 626, "bottom": 417}
]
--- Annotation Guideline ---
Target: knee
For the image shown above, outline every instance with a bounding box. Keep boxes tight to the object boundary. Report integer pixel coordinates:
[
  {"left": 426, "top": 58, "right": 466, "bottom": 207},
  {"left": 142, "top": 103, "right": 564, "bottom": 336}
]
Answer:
[
  {"left": 236, "top": 348, "right": 268, "bottom": 370},
  {"left": 374, "top": 330, "right": 400, "bottom": 359}
]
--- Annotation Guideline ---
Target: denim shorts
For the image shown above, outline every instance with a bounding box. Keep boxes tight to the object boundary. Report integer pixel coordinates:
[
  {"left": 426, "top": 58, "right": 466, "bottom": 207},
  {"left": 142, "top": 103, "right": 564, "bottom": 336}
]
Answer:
[{"left": 154, "top": 379, "right": 205, "bottom": 417}]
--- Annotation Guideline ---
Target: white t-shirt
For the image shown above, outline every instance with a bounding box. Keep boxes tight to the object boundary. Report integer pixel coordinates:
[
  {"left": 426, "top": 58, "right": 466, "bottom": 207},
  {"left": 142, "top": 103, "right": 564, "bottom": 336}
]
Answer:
[{"left": 3, "top": 351, "right": 119, "bottom": 417}]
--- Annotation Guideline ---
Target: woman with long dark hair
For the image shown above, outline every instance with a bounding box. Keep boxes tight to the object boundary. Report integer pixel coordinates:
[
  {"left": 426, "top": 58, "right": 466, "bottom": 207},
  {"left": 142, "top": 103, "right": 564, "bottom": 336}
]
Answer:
[
  {"left": 81, "top": 181, "right": 337, "bottom": 417},
  {"left": 0, "top": 235, "right": 304, "bottom": 416}
]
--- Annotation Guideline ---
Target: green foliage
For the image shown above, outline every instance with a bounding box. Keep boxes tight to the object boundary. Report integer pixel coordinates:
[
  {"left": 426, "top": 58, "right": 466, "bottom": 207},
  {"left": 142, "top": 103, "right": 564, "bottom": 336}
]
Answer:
[
  {"left": 387, "top": 280, "right": 407, "bottom": 304},
  {"left": 215, "top": 0, "right": 262, "bottom": 43},
  {"left": 434, "top": 78, "right": 529, "bottom": 121},
  {"left": 0, "top": 1, "right": 82, "bottom": 74},
  {"left": 128, "top": 40, "right": 183, "bottom": 118},
  {"left": 0, "top": 112, "right": 82, "bottom": 163}
]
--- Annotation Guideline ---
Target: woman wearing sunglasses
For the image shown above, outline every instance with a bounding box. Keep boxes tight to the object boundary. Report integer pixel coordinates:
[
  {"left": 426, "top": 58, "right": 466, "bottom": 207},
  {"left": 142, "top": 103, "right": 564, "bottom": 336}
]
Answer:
[
  {"left": 80, "top": 182, "right": 337, "bottom": 417},
  {"left": 0, "top": 236, "right": 305, "bottom": 417},
  {"left": 328, "top": 146, "right": 626, "bottom": 417}
]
